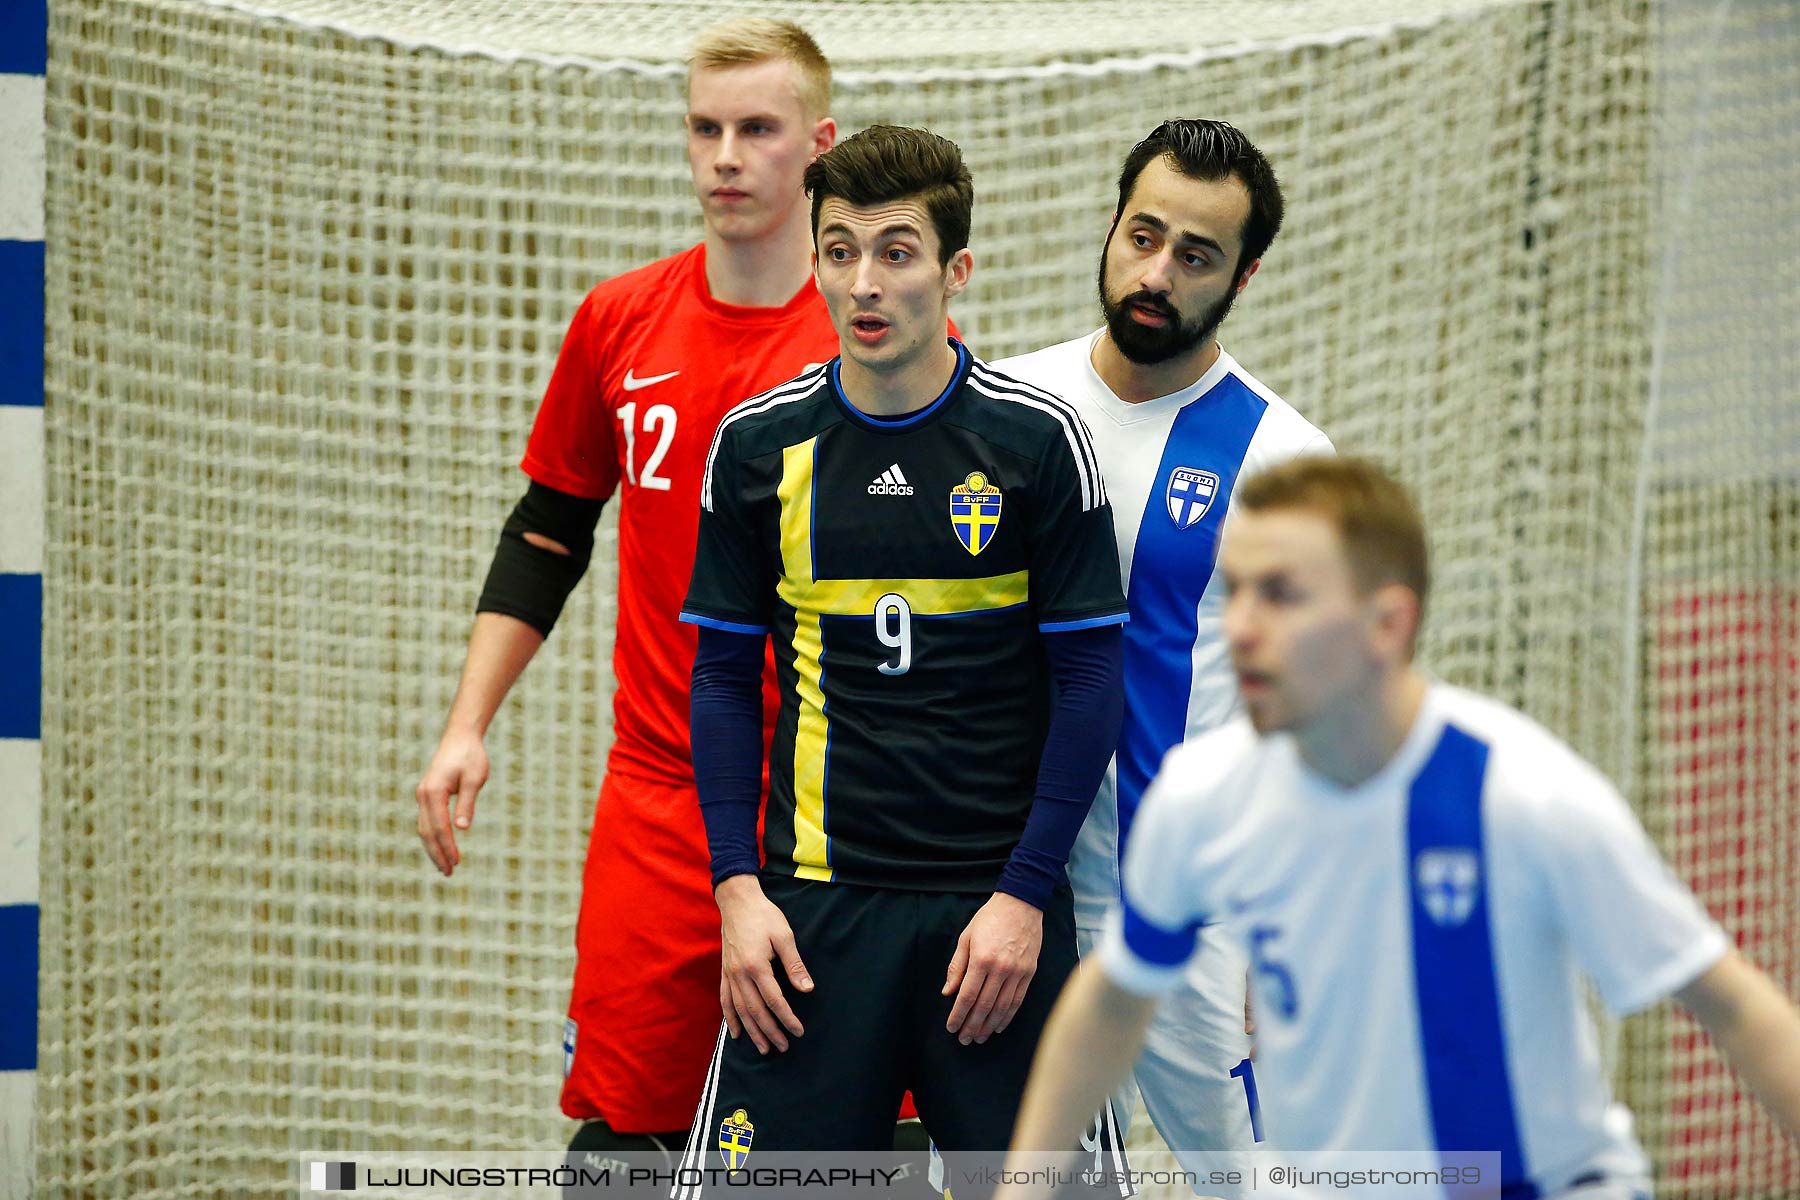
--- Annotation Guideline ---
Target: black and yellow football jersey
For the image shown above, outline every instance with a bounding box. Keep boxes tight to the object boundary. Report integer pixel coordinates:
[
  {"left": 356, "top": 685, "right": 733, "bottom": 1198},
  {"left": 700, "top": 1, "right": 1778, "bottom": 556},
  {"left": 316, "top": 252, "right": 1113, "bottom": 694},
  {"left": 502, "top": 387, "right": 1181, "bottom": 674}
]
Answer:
[{"left": 682, "top": 340, "right": 1127, "bottom": 892}]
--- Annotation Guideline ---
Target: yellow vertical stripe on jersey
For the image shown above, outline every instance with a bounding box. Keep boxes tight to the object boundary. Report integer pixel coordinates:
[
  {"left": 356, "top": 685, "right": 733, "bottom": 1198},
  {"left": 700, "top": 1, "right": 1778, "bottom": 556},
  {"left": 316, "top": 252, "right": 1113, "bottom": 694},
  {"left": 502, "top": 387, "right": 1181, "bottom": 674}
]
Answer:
[
  {"left": 778, "top": 440, "right": 816, "bottom": 586},
  {"left": 778, "top": 439, "right": 832, "bottom": 882},
  {"left": 788, "top": 611, "right": 831, "bottom": 882}
]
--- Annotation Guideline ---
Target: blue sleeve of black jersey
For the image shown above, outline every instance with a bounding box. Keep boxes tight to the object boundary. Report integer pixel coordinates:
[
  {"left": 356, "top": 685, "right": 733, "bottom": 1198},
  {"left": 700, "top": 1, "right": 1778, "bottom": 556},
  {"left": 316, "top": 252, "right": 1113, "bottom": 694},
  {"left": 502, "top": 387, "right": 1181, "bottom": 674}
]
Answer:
[
  {"left": 690, "top": 625, "right": 766, "bottom": 886},
  {"left": 996, "top": 623, "right": 1124, "bottom": 909}
]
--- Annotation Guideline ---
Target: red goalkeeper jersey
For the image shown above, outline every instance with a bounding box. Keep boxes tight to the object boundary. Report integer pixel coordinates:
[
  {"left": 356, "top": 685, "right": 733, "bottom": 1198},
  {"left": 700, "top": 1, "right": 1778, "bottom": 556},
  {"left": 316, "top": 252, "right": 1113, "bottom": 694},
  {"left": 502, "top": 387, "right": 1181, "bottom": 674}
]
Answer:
[{"left": 522, "top": 243, "right": 841, "bottom": 785}]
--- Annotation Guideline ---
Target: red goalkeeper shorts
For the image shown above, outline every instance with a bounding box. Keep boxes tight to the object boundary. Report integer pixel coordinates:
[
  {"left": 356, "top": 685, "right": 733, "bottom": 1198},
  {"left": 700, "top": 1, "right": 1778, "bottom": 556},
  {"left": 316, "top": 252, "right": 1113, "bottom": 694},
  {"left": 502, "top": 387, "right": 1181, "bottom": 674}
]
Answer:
[
  {"left": 560, "top": 770, "right": 726, "bottom": 1131},
  {"left": 559, "top": 771, "right": 919, "bottom": 1132}
]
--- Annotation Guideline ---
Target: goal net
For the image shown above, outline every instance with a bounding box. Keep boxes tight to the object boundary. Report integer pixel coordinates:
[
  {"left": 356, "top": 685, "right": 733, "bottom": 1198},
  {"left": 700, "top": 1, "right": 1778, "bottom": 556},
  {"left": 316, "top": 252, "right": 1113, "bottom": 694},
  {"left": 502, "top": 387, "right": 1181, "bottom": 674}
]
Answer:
[{"left": 35, "top": 0, "right": 1796, "bottom": 1194}]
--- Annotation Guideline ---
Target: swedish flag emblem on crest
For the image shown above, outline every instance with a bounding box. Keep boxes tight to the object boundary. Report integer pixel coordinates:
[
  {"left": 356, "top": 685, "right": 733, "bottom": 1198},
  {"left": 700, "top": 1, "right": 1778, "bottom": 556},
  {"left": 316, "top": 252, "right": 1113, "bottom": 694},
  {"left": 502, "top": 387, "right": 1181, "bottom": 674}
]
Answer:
[
  {"left": 950, "top": 470, "right": 1003, "bottom": 556},
  {"left": 718, "top": 1108, "right": 755, "bottom": 1170}
]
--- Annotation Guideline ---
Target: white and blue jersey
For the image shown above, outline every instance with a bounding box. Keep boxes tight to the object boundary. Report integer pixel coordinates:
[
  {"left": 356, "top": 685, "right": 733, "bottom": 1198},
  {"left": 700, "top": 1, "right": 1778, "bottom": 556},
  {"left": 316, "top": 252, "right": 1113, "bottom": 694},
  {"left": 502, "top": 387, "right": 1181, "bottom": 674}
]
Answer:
[
  {"left": 998, "top": 332, "right": 1332, "bottom": 927},
  {"left": 999, "top": 333, "right": 1330, "bottom": 1185},
  {"left": 1101, "top": 683, "right": 1731, "bottom": 1196}
]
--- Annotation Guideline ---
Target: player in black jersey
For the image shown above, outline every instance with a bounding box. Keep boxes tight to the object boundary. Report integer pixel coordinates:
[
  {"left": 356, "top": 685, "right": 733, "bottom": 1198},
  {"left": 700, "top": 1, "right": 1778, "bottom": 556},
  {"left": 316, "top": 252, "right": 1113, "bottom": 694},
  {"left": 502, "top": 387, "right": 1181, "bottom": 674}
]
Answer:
[{"left": 677, "top": 126, "right": 1131, "bottom": 1191}]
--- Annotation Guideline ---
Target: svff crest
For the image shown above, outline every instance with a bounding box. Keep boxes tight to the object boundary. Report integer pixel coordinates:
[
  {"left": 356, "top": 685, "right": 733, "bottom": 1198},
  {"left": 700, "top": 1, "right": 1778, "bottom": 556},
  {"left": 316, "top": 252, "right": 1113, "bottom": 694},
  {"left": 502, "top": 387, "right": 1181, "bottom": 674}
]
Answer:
[
  {"left": 950, "top": 470, "right": 1003, "bottom": 555},
  {"left": 718, "top": 1107, "right": 755, "bottom": 1170}
]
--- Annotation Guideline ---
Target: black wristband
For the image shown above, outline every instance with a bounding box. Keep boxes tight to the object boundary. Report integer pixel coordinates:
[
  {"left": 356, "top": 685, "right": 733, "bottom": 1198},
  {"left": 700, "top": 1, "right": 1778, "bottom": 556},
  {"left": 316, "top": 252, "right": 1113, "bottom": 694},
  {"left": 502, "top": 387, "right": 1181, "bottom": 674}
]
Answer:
[{"left": 474, "top": 481, "right": 605, "bottom": 636}]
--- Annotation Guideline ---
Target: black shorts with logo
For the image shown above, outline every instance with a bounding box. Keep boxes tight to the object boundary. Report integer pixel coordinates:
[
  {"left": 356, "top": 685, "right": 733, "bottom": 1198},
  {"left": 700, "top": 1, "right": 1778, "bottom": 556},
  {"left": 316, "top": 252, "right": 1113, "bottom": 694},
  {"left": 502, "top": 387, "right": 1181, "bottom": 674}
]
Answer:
[{"left": 674, "top": 875, "right": 1129, "bottom": 1198}]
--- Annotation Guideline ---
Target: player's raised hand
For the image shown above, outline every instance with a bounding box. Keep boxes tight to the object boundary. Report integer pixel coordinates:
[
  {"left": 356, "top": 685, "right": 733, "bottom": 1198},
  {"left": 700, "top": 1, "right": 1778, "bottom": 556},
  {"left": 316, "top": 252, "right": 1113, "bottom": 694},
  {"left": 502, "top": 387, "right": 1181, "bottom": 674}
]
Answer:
[
  {"left": 415, "top": 727, "right": 489, "bottom": 876},
  {"left": 944, "top": 892, "right": 1044, "bottom": 1045},
  {"left": 715, "top": 874, "right": 812, "bottom": 1054}
]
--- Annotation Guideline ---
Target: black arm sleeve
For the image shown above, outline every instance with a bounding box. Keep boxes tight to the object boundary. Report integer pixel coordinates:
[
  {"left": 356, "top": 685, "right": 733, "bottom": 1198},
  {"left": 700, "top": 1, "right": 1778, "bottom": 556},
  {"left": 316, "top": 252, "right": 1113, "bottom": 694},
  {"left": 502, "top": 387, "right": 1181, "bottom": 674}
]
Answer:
[{"left": 474, "top": 480, "right": 606, "bottom": 637}]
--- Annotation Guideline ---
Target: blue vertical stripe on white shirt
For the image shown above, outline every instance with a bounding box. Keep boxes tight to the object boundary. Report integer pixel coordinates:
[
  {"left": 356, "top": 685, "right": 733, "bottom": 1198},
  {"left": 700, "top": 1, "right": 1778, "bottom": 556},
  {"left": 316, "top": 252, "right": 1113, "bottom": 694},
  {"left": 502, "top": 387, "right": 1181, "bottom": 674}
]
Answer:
[
  {"left": 1406, "top": 723, "right": 1531, "bottom": 1190},
  {"left": 1115, "top": 377, "right": 1266, "bottom": 840}
]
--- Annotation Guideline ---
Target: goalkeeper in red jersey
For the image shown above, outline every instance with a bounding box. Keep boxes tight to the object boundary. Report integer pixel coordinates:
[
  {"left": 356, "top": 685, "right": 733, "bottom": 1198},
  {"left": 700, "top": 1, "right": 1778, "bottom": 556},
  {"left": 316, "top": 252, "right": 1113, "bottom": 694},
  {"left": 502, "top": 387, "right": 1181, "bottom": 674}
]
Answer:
[{"left": 413, "top": 17, "right": 870, "bottom": 1170}]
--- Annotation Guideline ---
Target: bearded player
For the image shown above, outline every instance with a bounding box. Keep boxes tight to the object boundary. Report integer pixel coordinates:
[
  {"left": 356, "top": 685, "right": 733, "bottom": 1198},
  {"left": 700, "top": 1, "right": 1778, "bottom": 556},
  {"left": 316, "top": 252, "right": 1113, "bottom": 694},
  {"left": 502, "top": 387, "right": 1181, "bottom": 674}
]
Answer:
[{"left": 999, "top": 120, "right": 1329, "bottom": 1191}]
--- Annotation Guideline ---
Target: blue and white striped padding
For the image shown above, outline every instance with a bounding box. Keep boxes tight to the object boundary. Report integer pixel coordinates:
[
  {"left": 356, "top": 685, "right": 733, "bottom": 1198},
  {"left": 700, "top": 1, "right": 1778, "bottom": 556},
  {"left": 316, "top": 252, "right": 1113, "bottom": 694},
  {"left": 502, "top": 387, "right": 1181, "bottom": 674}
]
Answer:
[{"left": 1, "top": 1, "right": 47, "bottom": 1190}]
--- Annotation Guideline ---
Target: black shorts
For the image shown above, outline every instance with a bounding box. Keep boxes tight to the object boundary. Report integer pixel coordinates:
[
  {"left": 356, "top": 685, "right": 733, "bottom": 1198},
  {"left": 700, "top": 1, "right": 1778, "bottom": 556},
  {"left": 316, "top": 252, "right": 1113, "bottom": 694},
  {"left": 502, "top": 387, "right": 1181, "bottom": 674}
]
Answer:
[{"left": 675, "top": 877, "right": 1129, "bottom": 1197}]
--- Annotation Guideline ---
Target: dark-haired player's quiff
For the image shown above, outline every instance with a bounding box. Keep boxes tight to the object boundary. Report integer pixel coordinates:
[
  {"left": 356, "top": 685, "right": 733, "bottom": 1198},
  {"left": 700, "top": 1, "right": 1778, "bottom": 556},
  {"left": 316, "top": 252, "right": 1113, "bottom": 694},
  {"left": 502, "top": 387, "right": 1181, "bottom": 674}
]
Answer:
[
  {"left": 804, "top": 124, "right": 973, "bottom": 266},
  {"left": 1114, "top": 119, "right": 1284, "bottom": 280}
]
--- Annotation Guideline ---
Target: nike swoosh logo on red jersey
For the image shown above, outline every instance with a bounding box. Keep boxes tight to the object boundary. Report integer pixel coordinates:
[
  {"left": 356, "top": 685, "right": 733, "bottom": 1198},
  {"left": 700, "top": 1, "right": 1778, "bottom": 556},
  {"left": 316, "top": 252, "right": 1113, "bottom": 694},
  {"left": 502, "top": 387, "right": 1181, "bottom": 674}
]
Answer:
[{"left": 622, "top": 369, "right": 681, "bottom": 391}]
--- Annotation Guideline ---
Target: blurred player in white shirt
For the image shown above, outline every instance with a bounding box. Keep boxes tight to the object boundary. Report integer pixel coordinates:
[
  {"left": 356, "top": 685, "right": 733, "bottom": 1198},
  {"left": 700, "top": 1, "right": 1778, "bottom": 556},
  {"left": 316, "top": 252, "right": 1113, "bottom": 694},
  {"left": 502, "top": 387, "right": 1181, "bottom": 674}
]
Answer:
[
  {"left": 999, "top": 120, "right": 1329, "bottom": 1187},
  {"left": 1001, "top": 457, "right": 1800, "bottom": 1200}
]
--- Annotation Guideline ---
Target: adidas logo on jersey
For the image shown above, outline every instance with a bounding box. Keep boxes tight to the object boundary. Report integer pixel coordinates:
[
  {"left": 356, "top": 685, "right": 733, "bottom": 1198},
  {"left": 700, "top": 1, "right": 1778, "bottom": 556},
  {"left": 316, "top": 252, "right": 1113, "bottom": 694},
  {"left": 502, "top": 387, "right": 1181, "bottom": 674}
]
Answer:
[{"left": 868, "top": 465, "right": 914, "bottom": 496}]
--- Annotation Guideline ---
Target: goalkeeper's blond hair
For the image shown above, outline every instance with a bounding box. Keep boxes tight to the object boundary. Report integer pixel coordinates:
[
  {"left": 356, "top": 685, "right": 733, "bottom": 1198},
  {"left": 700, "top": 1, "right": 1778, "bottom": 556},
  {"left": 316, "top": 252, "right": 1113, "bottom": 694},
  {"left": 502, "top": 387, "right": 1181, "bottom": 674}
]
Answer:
[{"left": 690, "top": 18, "right": 832, "bottom": 120}]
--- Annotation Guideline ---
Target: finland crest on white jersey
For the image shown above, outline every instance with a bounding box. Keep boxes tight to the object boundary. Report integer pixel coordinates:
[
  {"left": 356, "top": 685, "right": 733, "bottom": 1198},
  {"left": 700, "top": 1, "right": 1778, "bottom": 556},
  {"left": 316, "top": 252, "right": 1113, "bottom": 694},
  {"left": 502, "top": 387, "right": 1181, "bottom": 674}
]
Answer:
[
  {"left": 1166, "top": 467, "right": 1220, "bottom": 528},
  {"left": 1101, "top": 683, "right": 1732, "bottom": 1196},
  {"left": 1416, "top": 848, "right": 1481, "bottom": 926},
  {"left": 996, "top": 331, "right": 1333, "bottom": 927}
]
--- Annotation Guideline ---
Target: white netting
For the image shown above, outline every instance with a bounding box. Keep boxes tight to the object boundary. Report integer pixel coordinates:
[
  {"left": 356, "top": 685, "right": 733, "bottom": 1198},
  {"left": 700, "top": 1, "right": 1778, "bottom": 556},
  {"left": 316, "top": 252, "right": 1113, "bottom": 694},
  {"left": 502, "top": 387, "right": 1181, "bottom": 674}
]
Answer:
[
  {"left": 1617, "top": 2, "right": 1799, "bottom": 1193},
  {"left": 184, "top": 0, "right": 1513, "bottom": 67},
  {"left": 36, "top": 0, "right": 1797, "bottom": 1194}
]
